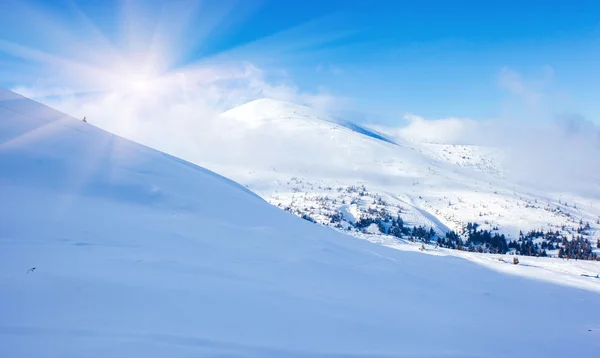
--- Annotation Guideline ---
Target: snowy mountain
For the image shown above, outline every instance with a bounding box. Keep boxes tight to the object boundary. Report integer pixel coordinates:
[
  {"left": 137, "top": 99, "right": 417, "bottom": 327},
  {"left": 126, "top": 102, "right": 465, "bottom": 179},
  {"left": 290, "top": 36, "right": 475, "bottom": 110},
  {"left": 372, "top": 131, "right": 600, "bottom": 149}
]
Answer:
[
  {"left": 179, "top": 98, "right": 600, "bottom": 259},
  {"left": 2, "top": 89, "right": 600, "bottom": 357}
]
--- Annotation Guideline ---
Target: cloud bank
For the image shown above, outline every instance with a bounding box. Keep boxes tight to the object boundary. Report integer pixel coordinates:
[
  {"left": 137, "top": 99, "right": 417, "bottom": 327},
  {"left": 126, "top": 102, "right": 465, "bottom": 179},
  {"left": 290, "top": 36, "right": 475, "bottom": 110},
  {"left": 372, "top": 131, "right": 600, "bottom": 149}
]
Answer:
[
  {"left": 367, "top": 114, "right": 478, "bottom": 145},
  {"left": 369, "top": 67, "right": 600, "bottom": 194}
]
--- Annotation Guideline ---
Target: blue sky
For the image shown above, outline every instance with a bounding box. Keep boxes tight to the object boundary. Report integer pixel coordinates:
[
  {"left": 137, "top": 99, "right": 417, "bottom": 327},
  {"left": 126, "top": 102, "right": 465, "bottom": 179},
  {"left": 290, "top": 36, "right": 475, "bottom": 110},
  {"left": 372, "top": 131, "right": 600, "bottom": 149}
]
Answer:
[{"left": 1, "top": 0, "right": 599, "bottom": 125}]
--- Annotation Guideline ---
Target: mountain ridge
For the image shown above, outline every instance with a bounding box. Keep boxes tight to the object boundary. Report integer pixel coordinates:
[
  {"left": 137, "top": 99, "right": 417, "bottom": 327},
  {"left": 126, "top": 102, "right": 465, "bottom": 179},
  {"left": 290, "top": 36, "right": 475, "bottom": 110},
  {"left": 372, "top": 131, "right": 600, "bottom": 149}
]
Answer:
[{"left": 200, "top": 98, "right": 600, "bottom": 257}]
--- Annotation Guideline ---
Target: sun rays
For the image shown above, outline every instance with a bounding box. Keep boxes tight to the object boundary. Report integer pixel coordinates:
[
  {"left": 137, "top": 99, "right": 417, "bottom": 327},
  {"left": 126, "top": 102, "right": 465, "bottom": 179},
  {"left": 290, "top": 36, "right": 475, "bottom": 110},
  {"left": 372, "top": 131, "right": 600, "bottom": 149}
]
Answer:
[
  {"left": 1, "top": 0, "right": 226, "bottom": 98},
  {"left": 0, "top": 0, "right": 351, "bottom": 203}
]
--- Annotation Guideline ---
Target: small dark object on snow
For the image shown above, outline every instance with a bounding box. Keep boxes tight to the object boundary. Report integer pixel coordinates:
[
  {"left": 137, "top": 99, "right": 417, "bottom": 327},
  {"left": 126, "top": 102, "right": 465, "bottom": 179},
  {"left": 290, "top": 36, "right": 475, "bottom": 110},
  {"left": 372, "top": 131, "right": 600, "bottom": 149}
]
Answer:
[
  {"left": 26, "top": 267, "right": 36, "bottom": 274},
  {"left": 513, "top": 257, "right": 519, "bottom": 265},
  {"left": 82, "top": 116, "right": 87, "bottom": 123}
]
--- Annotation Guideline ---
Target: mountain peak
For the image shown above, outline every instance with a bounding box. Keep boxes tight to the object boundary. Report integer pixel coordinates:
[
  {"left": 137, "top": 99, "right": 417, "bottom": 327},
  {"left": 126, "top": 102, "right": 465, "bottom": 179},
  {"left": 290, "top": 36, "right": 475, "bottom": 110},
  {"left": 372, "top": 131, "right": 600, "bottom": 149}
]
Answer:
[
  {"left": 221, "top": 98, "right": 396, "bottom": 144},
  {"left": 221, "top": 98, "right": 326, "bottom": 124}
]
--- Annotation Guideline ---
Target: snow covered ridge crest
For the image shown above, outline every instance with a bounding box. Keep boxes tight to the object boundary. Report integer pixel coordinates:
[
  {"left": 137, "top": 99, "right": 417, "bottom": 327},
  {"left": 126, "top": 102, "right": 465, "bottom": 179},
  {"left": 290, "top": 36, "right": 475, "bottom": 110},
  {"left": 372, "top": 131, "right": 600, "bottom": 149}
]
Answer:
[{"left": 2, "top": 89, "right": 600, "bottom": 357}]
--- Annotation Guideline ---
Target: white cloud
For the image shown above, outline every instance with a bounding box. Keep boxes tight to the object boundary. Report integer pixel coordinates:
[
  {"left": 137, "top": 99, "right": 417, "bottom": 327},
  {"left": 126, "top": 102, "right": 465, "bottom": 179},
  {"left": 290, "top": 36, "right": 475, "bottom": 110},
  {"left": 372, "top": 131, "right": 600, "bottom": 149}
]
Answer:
[
  {"left": 488, "top": 66, "right": 600, "bottom": 189},
  {"left": 367, "top": 114, "right": 478, "bottom": 145},
  {"left": 399, "top": 114, "right": 478, "bottom": 144}
]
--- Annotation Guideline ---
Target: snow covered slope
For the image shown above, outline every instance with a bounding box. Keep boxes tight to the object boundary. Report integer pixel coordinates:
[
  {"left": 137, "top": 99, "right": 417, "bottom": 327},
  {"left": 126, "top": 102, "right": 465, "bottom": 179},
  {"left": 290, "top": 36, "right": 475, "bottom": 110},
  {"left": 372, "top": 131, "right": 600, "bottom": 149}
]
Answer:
[
  {"left": 2, "top": 89, "right": 600, "bottom": 357},
  {"left": 199, "top": 98, "right": 600, "bottom": 247}
]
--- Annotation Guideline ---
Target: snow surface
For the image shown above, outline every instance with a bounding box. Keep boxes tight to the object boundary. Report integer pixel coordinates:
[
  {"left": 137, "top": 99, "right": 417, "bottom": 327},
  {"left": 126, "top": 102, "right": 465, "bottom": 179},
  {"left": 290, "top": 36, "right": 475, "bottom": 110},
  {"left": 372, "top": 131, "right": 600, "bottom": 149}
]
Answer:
[{"left": 2, "top": 89, "right": 600, "bottom": 357}]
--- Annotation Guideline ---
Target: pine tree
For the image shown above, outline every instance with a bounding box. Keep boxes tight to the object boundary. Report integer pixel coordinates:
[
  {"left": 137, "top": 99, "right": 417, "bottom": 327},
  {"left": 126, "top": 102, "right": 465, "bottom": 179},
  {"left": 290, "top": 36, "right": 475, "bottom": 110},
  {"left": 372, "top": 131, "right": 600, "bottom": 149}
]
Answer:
[{"left": 377, "top": 220, "right": 387, "bottom": 234}]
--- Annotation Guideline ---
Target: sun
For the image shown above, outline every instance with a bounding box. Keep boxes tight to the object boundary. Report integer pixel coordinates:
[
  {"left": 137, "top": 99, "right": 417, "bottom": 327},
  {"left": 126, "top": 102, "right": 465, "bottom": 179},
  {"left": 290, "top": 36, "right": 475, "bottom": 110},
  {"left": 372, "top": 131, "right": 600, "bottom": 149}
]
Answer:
[
  {"left": 106, "top": 62, "right": 166, "bottom": 98},
  {"left": 130, "top": 78, "right": 153, "bottom": 93},
  {"left": 121, "top": 75, "right": 158, "bottom": 96}
]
